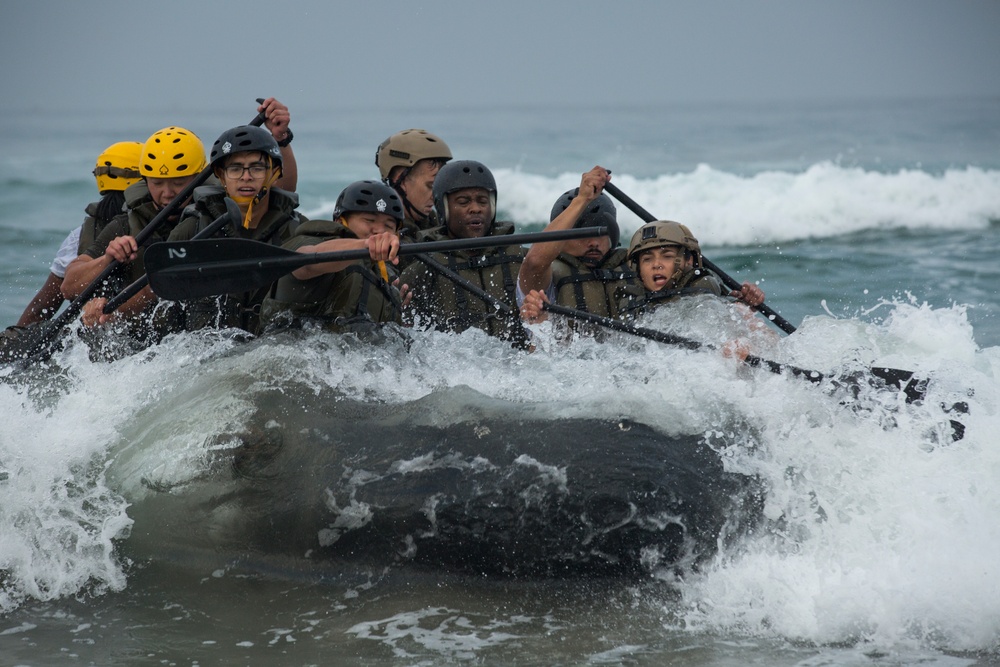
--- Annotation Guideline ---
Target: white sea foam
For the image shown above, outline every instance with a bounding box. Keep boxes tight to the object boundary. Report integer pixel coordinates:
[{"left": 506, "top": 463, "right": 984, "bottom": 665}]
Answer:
[
  {"left": 669, "top": 304, "right": 1000, "bottom": 653},
  {"left": 1, "top": 296, "right": 997, "bottom": 655},
  {"left": 498, "top": 164, "right": 1000, "bottom": 244},
  {"left": 302, "top": 163, "right": 1000, "bottom": 246},
  {"left": 346, "top": 606, "right": 526, "bottom": 660}
]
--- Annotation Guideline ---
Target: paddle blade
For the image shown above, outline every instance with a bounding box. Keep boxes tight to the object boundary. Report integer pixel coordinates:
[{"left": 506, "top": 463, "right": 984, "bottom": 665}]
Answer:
[{"left": 145, "top": 239, "right": 300, "bottom": 300}]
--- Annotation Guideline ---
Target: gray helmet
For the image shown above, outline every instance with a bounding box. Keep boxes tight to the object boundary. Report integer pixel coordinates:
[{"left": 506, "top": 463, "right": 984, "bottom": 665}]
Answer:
[
  {"left": 550, "top": 188, "right": 620, "bottom": 248},
  {"left": 333, "top": 180, "right": 405, "bottom": 226},
  {"left": 432, "top": 160, "right": 497, "bottom": 225},
  {"left": 210, "top": 125, "right": 282, "bottom": 169}
]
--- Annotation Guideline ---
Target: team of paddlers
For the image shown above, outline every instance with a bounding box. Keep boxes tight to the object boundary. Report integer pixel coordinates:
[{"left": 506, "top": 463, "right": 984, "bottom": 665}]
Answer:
[{"left": 1, "top": 98, "right": 768, "bottom": 363}]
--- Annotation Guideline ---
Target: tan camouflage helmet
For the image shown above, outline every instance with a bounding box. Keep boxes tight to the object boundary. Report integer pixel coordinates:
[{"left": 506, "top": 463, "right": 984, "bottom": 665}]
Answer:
[
  {"left": 375, "top": 129, "right": 452, "bottom": 181},
  {"left": 627, "top": 220, "right": 703, "bottom": 267}
]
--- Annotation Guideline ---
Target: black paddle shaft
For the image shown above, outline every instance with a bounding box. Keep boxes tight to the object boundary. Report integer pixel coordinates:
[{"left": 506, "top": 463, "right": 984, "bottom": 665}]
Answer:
[
  {"left": 541, "top": 300, "right": 819, "bottom": 374},
  {"left": 540, "top": 301, "right": 944, "bottom": 403},
  {"left": 144, "top": 226, "right": 611, "bottom": 301},
  {"left": 101, "top": 198, "right": 244, "bottom": 313},
  {"left": 602, "top": 180, "right": 798, "bottom": 335}
]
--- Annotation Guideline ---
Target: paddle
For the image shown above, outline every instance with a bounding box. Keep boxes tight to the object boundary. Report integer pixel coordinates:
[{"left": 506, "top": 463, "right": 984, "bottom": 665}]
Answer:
[
  {"left": 543, "top": 301, "right": 826, "bottom": 382},
  {"left": 602, "top": 181, "right": 797, "bottom": 335},
  {"left": 1, "top": 100, "right": 267, "bottom": 365},
  {"left": 540, "top": 301, "right": 965, "bottom": 439},
  {"left": 599, "top": 181, "right": 955, "bottom": 402},
  {"left": 101, "top": 198, "right": 244, "bottom": 313},
  {"left": 144, "top": 227, "right": 610, "bottom": 301}
]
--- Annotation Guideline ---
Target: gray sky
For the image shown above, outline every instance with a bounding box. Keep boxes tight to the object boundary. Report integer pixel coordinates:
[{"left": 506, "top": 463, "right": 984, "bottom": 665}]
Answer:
[{"left": 3, "top": 0, "right": 999, "bottom": 115}]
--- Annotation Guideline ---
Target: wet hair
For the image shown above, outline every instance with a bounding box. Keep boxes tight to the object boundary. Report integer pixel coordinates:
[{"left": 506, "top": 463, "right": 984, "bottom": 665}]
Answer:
[{"left": 94, "top": 190, "right": 127, "bottom": 223}]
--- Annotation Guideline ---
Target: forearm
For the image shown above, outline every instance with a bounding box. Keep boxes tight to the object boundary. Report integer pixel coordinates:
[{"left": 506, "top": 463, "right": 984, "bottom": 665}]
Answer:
[
  {"left": 62, "top": 254, "right": 112, "bottom": 299},
  {"left": 518, "top": 197, "right": 587, "bottom": 293},
  {"left": 291, "top": 238, "right": 365, "bottom": 279},
  {"left": 275, "top": 146, "right": 297, "bottom": 192},
  {"left": 17, "top": 273, "right": 65, "bottom": 325}
]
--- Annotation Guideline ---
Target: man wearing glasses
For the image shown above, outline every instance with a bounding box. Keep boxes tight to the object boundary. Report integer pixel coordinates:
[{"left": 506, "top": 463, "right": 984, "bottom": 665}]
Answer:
[{"left": 165, "top": 119, "right": 307, "bottom": 334}]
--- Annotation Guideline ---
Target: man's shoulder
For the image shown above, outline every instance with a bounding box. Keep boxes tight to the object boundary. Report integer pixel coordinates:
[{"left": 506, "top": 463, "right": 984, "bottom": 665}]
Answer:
[
  {"left": 603, "top": 247, "right": 631, "bottom": 268},
  {"left": 293, "top": 218, "right": 350, "bottom": 238},
  {"left": 166, "top": 217, "right": 198, "bottom": 242},
  {"left": 685, "top": 269, "right": 724, "bottom": 295},
  {"left": 123, "top": 180, "right": 151, "bottom": 209}
]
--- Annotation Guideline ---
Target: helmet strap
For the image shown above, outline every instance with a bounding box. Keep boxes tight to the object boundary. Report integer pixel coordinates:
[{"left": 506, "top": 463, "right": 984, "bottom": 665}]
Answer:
[{"left": 390, "top": 168, "right": 429, "bottom": 225}]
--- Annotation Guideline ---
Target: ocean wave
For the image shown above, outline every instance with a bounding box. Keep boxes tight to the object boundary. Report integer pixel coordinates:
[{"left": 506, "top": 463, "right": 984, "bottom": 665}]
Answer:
[
  {"left": 299, "top": 162, "right": 1000, "bottom": 247},
  {"left": 495, "top": 163, "right": 1000, "bottom": 245},
  {"left": 2, "top": 298, "right": 995, "bottom": 630}
]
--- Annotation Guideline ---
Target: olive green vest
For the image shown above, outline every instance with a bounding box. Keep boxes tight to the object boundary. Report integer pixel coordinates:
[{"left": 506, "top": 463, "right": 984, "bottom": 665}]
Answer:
[
  {"left": 551, "top": 248, "right": 638, "bottom": 319},
  {"left": 169, "top": 186, "right": 307, "bottom": 333},
  {"left": 79, "top": 201, "right": 102, "bottom": 256},
  {"left": 397, "top": 209, "right": 441, "bottom": 242},
  {"left": 259, "top": 219, "right": 402, "bottom": 334},
  {"left": 396, "top": 211, "right": 441, "bottom": 272},
  {"left": 616, "top": 268, "right": 724, "bottom": 321},
  {"left": 400, "top": 221, "right": 527, "bottom": 341}
]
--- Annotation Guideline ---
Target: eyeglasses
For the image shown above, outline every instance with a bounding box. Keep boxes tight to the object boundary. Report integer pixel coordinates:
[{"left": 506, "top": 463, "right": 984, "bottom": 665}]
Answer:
[{"left": 224, "top": 163, "right": 268, "bottom": 178}]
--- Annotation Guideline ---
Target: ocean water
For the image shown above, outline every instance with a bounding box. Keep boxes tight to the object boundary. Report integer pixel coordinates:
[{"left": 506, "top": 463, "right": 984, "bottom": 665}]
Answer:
[{"left": 1, "top": 97, "right": 1000, "bottom": 665}]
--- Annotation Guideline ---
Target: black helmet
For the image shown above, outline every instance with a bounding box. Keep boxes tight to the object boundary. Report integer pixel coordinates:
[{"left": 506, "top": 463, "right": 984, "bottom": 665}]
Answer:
[
  {"left": 432, "top": 160, "right": 497, "bottom": 225},
  {"left": 332, "top": 180, "right": 405, "bottom": 226},
  {"left": 210, "top": 125, "right": 282, "bottom": 169},
  {"left": 549, "top": 188, "right": 620, "bottom": 248}
]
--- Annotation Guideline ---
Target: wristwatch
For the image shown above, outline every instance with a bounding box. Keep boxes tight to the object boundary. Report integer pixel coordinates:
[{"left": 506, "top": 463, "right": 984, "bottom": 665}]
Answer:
[{"left": 277, "top": 129, "right": 294, "bottom": 147}]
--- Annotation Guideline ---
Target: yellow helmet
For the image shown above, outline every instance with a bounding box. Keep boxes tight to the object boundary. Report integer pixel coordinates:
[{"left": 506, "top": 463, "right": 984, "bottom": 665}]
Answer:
[
  {"left": 93, "top": 141, "right": 142, "bottom": 193},
  {"left": 140, "top": 126, "right": 207, "bottom": 178}
]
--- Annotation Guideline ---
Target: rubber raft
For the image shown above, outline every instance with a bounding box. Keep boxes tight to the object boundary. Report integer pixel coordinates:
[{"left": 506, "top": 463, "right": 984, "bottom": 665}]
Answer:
[{"left": 123, "top": 383, "right": 763, "bottom": 578}]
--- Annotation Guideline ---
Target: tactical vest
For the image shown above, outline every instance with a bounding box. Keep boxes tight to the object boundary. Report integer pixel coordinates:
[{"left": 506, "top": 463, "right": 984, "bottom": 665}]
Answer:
[
  {"left": 78, "top": 201, "right": 104, "bottom": 256},
  {"left": 79, "top": 207, "right": 99, "bottom": 257},
  {"left": 401, "top": 221, "right": 527, "bottom": 341},
  {"left": 616, "top": 268, "right": 724, "bottom": 321},
  {"left": 170, "top": 186, "right": 306, "bottom": 334},
  {"left": 551, "top": 248, "right": 638, "bottom": 318},
  {"left": 259, "top": 220, "right": 402, "bottom": 334},
  {"left": 397, "top": 209, "right": 441, "bottom": 242}
]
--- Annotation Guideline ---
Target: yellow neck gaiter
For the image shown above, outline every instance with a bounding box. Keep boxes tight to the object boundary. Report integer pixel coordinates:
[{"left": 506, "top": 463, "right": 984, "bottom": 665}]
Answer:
[{"left": 227, "top": 166, "right": 281, "bottom": 230}]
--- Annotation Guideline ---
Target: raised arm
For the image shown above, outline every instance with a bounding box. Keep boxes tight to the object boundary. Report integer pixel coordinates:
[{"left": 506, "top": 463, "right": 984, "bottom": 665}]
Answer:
[
  {"left": 517, "top": 166, "right": 610, "bottom": 295},
  {"left": 259, "top": 97, "right": 297, "bottom": 192}
]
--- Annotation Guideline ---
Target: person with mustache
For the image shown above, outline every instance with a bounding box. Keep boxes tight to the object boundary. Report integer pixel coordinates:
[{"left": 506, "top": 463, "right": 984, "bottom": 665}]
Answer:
[
  {"left": 521, "top": 221, "right": 767, "bottom": 326},
  {"left": 400, "top": 160, "right": 528, "bottom": 343},
  {"left": 517, "top": 166, "right": 638, "bottom": 322},
  {"left": 375, "top": 129, "right": 452, "bottom": 240}
]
